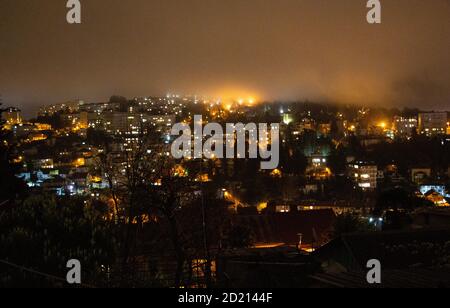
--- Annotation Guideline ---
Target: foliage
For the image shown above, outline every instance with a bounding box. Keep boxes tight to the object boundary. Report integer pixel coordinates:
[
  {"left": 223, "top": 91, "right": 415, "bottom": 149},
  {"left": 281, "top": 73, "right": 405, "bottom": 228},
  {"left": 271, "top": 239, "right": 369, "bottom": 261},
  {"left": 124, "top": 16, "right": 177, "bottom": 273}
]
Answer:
[
  {"left": 0, "top": 195, "right": 117, "bottom": 287},
  {"left": 332, "top": 212, "right": 375, "bottom": 238},
  {"left": 223, "top": 223, "right": 254, "bottom": 249},
  {"left": 376, "top": 187, "right": 433, "bottom": 212},
  {"left": 33, "top": 113, "right": 65, "bottom": 130},
  {"left": 86, "top": 128, "right": 112, "bottom": 147},
  {"left": 383, "top": 241, "right": 450, "bottom": 268},
  {"left": 0, "top": 103, "right": 28, "bottom": 202}
]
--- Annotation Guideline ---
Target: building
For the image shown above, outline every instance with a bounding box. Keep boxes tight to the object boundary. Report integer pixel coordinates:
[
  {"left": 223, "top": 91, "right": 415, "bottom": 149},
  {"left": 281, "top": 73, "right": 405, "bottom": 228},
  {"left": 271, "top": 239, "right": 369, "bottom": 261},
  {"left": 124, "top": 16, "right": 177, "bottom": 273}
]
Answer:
[
  {"left": 103, "top": 112, "right": 137, "bottom": 135},
  {"left": 39, "top": 100, "right": 83, "bottom": 116},
  {"left": 104, "top": 111, "right": 175, "bottom": 135},
  {"left": 32, "top": 158, "right": 54, "bottom": 170},
  {"left": 216, "top": 247, "right": 317, "bottom": 288},
  {"left": 234, "top": 209, "right": 336, "bottom": 248},
  {"left": 414, "top": 208, "right": 450, "bottom": 228},
  {"left": 11, "top": 123, "right": 35, "bottom": 138},
  {"left": 423, "top": 191, "right": 449, "bottom": 207},
  {"left": 418, "top": 112, "right": 447, "bottom": 136},
  {"left": 2, "top": 107, "right": 22, "bottom": 125},
  {"left": 393, "top": 116, "right": 418, "bottom": 137},
  {"left": 314, "top": 229, "right": 450, "bottom": 272},
  {"left": 359, "top": 135, "right": 391, "bottom": 147},
  {"left": 411, "top": 168, "right": 432, "bottom": 185},
  {"left": 312, "top": 229, "right": 450, "bottom": 288},
  {"left": 348, "top": 161, "right": 378, "bottom": 191},
  {"left": 419, "top": 184, "right": 448, "bottom": 197}
]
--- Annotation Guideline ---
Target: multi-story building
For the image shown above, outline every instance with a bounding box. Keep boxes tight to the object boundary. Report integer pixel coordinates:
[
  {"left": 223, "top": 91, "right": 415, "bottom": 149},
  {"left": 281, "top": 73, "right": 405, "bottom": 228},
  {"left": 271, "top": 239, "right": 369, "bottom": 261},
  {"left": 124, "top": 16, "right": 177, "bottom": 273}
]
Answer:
[
  {"left": 103, "top": 111, "right": 176, "bottom": 135},
  {"left": 394, "top": 116, "right": 418, "bottom": 137},
  {"left": 103, "top": 112, "right": 135, "bottom": 135},
  {"left": 145, "top": 114, "right": 176, "bottom": 133},
  {"left": 32, "top": 158, "right": 55, "bottom": 170},
  {"left": 418, "top": 112, "right": 447, "bottom": 136},
  {"left": 61, "top": 112, "right": 87, "bottom": 130},
  {"left": 348, "top": 161, "right": 378, "bottom": 191},
  {"left": 2, "top": 107, "right": 22, "bottom": 125},
  {"left": 39, "top": 100, "right": 83, "bottom": 116}
]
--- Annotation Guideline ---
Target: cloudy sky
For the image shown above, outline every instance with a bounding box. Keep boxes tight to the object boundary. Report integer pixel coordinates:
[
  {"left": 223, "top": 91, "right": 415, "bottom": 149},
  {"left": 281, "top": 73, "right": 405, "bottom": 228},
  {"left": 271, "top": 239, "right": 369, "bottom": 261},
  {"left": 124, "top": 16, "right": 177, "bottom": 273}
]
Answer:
[{"left": 0, "top": 0, "right": 449, "bottom": 116}]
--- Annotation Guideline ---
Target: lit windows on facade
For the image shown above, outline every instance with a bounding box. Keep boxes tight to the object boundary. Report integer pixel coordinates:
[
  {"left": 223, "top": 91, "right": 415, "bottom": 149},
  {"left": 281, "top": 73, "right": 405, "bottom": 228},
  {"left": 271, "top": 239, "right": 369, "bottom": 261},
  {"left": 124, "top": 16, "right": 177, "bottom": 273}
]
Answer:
[
  {"left": 348, "top": 162, "right": 378, "bottom": 191},
  {"left": 394, "top": 116, "right": 418, "bottom": 137},
  {"left": 276, "top": 205, "right": 291, "bottom": 213},
  {"left": 32, "top": 158, "right": 54, "bottom": 170},
  {"left": 418, "top": 113, "right": 447, "bottom": 136},
  {"left": 2, "top": 107, "right": 23, "bottom": 125}
]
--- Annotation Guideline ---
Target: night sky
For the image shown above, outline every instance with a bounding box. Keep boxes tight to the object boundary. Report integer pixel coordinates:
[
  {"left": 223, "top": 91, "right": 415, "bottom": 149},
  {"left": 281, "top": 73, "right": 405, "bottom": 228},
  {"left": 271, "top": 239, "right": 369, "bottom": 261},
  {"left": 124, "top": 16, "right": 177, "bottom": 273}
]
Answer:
[{"left": 1, "top": 0, "right": 449, "bottom": 116}]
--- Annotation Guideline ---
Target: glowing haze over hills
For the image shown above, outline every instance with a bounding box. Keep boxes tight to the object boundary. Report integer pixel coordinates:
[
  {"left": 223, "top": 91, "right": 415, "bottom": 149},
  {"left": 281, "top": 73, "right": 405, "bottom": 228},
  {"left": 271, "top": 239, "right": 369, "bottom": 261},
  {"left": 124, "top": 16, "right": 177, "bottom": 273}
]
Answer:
[{"left": 0, "top": 0, "right": 449, "bottom": 116}]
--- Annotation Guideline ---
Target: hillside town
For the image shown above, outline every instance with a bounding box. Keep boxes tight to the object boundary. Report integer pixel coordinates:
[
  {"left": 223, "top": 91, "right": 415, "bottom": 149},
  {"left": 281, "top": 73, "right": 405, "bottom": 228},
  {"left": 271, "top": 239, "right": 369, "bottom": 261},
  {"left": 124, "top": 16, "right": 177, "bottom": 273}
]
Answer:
[{"left": 1, "top": 96, "right": 450, "bottom": 287}]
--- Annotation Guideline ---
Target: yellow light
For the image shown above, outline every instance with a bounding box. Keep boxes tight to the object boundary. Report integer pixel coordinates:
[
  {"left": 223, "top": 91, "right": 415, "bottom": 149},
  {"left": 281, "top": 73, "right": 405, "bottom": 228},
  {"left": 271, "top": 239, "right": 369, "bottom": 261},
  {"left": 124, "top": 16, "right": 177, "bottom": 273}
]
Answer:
[
  {"left": 172, "top": 164, "right": 188, "bottom": 177},
  {"left": 196, "top": 173, "right": 211, "bottom": 183},
  {"left": 270, "top": 169, "right": 282, "bottom": 178},
  {"left": 257, "top": 202, "right": 268, "bottom": 213},
  {"left": 89, "top": 175, "right": 102, "bottom": 183},
  {"left": 74, "top": 158, "right": 85, "bottom": 167},
  {"left": 212, "top": 87, "right": 260, "bottom": 106}
]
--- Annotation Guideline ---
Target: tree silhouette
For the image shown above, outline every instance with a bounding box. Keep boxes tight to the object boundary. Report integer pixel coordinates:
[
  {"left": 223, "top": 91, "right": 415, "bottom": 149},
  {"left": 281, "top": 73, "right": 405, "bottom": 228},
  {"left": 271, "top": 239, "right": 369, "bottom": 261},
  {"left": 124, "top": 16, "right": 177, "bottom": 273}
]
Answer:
[{"left": 0, "top": 99, "right": 28, "bottom": 203}]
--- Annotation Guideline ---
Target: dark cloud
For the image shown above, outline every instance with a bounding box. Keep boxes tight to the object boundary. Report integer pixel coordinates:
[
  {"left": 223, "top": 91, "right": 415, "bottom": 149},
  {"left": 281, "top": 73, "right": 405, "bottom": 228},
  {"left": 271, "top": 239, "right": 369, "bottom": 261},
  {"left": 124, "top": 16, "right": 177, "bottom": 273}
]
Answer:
[
  {"left": 0, "top": 0, "right": 449, "bottom": 116},
  {"left": 392, "top": 74, "right": 450, "bottom": 110}
]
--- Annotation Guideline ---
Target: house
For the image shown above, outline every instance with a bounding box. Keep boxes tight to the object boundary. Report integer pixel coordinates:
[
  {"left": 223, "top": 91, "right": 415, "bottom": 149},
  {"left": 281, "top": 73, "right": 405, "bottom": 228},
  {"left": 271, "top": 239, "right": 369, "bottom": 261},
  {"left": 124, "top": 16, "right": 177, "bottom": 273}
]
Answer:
[
  {"left": 414, "top": 208, "right": 450, "bottom": 228},
  {"left": 313, "top": 229, "right": 450, "bottom": 272},
  {"left": 411, "top": 168, "right": 432, "bottom": 185},
  {"left": 423, "top": 190, "right": 449, "bottom": 207},
  {"left": 216, "top": 246, "right": 319, "bottom": 288},
  {"left": 347, "top": 161, "right": 378, "bottom": 191},
  {"left": 419, "top": 184, "right": 448, "bottom": 197},
  {"left": 234, "top": 209, "right": 336, "bottom": 248}
]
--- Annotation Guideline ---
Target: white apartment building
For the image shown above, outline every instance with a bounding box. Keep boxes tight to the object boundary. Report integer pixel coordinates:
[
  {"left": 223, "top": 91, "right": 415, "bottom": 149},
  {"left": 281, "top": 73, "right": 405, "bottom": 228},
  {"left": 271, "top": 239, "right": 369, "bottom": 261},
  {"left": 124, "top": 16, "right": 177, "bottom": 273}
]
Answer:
[
  {"left": 418, "top": 112, "right": 447, "bottom": 136},
  {"left": 348, "top": 161, "right": 378, "bottom": 191}
]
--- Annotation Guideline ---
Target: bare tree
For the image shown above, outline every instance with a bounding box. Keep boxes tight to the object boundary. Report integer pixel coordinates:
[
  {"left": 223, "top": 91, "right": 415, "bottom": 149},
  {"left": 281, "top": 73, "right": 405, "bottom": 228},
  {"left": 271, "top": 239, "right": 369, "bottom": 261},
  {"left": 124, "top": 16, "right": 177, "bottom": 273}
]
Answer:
[{"left": 95, "top": 124, "right": 234, "bottom": 287}]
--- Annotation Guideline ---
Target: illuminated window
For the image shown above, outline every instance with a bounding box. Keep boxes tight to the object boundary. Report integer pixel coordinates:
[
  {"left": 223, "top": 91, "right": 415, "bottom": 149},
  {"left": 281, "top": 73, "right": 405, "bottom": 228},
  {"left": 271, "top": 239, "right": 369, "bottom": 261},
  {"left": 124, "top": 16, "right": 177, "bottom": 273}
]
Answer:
[{"left": 276, "top": 205, "right": 290, "bottom": 213}]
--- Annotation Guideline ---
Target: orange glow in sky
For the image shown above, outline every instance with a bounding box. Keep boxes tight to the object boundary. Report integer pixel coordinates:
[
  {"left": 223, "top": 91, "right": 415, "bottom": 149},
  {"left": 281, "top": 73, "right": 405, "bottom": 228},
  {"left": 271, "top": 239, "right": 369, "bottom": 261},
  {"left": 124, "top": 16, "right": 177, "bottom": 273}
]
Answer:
[{"left": 212, "top": 86, "right": 261, "bottom": 106}]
